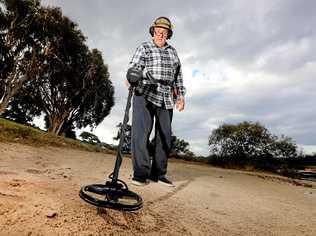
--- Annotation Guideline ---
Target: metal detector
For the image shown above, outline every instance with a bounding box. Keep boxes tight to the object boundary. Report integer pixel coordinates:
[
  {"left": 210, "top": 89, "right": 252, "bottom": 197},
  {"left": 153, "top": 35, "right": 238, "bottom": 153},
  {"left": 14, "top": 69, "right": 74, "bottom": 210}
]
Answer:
[{"left": 79, "top": 68, "right": 144, "bottom": 211}]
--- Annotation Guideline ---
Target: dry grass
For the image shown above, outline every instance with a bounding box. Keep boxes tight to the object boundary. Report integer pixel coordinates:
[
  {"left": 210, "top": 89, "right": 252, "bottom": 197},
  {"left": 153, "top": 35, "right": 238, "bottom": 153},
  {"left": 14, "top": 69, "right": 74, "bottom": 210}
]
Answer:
[{"left": 0, "top": 118, "right": 115, "bottom": 154}]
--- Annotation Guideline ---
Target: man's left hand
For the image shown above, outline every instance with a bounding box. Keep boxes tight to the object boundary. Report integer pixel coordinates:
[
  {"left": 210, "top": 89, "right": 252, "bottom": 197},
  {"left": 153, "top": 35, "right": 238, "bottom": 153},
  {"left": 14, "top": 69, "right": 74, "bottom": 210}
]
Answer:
[{"left": 176, "top": 98, "right": 185, "bottom": 112}]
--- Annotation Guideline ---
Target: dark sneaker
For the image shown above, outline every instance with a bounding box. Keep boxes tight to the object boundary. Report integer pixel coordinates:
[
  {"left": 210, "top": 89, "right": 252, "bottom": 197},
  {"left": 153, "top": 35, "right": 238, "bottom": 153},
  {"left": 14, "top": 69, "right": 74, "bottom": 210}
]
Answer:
[
  {"left": 131, "top": 177, "right": 149, "bottom": 187},
  {"left": 158, "top": 177, "right": 175, "bottom": 187},
  {"left": 149, "top": 175, "right": 158, "bottom": 182}
]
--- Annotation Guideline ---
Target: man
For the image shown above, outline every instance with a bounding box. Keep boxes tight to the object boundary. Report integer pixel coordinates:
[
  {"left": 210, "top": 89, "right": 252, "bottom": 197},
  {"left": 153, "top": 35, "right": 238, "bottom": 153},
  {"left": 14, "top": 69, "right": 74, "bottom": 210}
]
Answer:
[{"left": 126, "top": 16, "right": 185, "bottom": 187}]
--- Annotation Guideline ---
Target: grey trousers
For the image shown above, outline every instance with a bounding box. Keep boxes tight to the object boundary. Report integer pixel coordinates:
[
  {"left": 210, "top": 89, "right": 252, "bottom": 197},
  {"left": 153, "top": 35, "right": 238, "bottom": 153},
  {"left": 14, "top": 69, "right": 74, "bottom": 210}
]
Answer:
[{"left": 131, "top": 94, "right": 173, "bottom": 180}]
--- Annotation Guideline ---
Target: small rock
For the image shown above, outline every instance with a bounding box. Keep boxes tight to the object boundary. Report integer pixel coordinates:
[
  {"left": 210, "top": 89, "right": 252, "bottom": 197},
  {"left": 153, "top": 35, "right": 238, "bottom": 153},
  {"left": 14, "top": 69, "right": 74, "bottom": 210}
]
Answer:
[
  {"left": 46, "top": 211, "right": 57, "bottom": 218},
  {"left": 304, "top": 191, "right": 313, "bottom": 195},
  {"left": 10, "top": 182, "right": 21, "bottom": 187}
]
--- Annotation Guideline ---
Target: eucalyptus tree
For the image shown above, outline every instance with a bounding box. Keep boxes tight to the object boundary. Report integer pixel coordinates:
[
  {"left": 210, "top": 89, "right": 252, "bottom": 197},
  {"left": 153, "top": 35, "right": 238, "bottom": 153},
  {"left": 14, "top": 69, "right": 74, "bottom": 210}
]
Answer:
[
  {"left": 1, "top": 1, "right": 114, "bottom": 135},
  {"left": 27, "top": 8, "right": 114, "bottom": 134},
  {"left": 63, "top": 49, "right": 114, "bottom": 133},
  {"left": 0, "top": 0, "right": 46, "bottom": 114}
]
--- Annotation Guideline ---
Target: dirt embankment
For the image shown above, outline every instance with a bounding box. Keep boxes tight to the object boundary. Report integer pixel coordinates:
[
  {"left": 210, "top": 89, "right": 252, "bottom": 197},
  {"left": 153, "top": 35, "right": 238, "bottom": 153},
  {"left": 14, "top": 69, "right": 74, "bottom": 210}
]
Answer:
[{"left": 0, "top": 142, "right": 315, "bottom": 235}]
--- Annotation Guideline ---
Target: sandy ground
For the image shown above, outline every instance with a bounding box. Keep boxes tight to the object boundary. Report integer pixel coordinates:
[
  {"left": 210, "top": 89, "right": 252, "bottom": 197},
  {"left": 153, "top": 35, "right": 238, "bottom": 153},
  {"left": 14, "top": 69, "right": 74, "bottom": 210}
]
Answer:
[{"left": 0, "top": 142, "right": 315, "bottom": 236}]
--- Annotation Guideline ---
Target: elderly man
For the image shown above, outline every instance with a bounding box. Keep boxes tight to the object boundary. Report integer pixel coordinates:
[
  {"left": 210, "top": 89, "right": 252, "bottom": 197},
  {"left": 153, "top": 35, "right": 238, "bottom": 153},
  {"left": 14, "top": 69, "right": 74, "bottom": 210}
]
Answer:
[{"left": 126, "top": 16, "right": 186, "bottom": 187}]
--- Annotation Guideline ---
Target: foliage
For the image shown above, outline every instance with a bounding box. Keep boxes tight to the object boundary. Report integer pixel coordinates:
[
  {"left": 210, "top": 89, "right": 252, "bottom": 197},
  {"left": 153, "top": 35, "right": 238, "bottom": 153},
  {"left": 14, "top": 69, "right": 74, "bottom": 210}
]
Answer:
[
  {"left": 171, "top": 135, "right": 190, "bottom": 154},
  {"left": 272, "top": 135, "right": 298, "bottom": 159},
  {"left": 58, "top": 119, "right": 76, "bottom": 139},
  {"left": 208, "top": 121, "right": 298, "bottom": 159},
  {"left": 148, "top": 135, "right": 195, "bottom": 161},
  {"left": 1, "top": 1, "right": 114, "bottom": 135},
  {"left": 113, "top": 122, "right": 131, "bottom": 154},
  {"left": 111, "top": 124, "right": 194, "bottom": 156},
  {"left": 79, "top": 131, "right": 100, "bottom": 145},
  {"left": 30, "top": 9, "right": 114, "bottom": 134},
  {"left": 99, "top": 142, "right": 117, "bottom": 151},
  {"left": 66, "top": 49, "right": 114, "bottom": 131},
  {"left": 0, "top": 0, "right": 6, "bottom": 75},
  {"left": 1, "top": 90, "right": 41, "bottom": 124},
  {"left": 0, "top": 0, "right": 46, "bottom": 113}
]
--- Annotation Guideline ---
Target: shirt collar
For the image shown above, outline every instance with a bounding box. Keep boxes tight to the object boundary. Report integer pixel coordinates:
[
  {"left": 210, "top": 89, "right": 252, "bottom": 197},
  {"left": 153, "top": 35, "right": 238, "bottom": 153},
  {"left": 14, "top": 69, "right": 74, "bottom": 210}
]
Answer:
[{"left": 151, "top": 40, "right": 171, "bottom": 49}]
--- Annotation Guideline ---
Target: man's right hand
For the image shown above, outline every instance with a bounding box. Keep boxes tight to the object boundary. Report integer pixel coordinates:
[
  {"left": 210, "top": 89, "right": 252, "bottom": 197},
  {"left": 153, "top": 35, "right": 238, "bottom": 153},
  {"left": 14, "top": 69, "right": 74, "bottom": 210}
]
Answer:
[{"left": 126, "top": 67, "right": 142, "bottom": 87}]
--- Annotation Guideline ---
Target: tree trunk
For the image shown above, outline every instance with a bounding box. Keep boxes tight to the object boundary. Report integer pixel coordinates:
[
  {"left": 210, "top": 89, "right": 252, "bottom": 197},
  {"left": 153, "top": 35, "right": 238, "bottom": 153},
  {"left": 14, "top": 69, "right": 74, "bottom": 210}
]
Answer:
[
  {"left": 0, "top": 94, "right": 12, "bottom": 115},
  {"left": 47, "top": 112, "right": 69, "bottom": 135},
  {"left": 0, "top": 74, "right": 28, "bottom": 115}
]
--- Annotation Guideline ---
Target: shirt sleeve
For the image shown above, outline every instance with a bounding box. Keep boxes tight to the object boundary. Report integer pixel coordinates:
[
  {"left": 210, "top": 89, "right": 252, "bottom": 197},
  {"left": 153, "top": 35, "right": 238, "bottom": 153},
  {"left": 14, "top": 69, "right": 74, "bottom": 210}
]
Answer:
[
  {"left": 128, "top": 44, "right": 146, "bottom": 72},
  {"left": 174, "top": 54, "right": 186, "bottom": 98}
]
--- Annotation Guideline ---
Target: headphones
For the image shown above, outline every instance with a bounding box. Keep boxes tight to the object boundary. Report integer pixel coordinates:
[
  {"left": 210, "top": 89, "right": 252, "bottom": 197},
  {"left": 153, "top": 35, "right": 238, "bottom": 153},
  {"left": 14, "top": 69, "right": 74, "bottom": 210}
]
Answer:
[{"left": 149, "top": 17, "right": 173, "bottom": 40}]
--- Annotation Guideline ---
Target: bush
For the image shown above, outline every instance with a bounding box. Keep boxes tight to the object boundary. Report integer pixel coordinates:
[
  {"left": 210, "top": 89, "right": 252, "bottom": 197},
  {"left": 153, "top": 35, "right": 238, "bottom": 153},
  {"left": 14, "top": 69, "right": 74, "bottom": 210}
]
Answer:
[{"left": 209, "top": 121, "right": 298, "bottom": 159}]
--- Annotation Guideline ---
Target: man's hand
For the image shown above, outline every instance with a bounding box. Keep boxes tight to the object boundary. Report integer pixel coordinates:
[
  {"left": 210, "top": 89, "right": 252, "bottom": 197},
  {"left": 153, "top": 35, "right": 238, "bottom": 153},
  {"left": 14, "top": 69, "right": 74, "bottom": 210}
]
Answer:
[
  {"left": 124, "top": 79, "right": 130, "bottom": 88},
  {"left": 176, "top": 97, "right": 185, "bottom": 112}
]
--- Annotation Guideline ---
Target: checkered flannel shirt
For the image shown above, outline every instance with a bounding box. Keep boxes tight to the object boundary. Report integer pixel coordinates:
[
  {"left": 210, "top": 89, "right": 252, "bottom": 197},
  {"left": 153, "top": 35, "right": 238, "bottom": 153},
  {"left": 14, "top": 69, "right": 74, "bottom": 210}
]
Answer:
[{"left": 128, "top": 41, "right": 186, "bottom": 110}]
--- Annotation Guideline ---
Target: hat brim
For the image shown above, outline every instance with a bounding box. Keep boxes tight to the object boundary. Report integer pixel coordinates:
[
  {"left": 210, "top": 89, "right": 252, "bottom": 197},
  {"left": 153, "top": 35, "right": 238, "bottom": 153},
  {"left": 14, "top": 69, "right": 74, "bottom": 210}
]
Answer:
[{"left": 154, "top": 24, "right": 173, "bottom": 30}]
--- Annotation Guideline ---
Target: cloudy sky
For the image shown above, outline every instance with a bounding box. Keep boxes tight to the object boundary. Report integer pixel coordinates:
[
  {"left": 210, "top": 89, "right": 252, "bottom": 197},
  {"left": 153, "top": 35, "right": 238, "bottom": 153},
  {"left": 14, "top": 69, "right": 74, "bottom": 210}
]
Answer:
[{"left": 41, "top": 0, "right": 316, "bottom": 156}]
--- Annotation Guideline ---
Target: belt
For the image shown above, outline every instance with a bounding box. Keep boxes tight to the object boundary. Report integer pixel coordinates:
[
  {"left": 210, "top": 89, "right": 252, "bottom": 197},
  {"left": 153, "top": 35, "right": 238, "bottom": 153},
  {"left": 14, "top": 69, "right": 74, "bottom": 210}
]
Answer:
[
  {"left": 156, "top": 79, "right": 174, "bottom": 87},
  {"left": 145, "top": 72, "right": 174, "bottom": 87}
]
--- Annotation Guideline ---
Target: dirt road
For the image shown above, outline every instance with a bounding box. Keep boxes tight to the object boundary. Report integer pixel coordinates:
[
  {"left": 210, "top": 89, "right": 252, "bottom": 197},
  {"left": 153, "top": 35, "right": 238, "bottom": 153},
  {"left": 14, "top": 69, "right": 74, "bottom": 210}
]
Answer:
[{"left": 0, "top": 142, "right": 315, "bottom": 235}]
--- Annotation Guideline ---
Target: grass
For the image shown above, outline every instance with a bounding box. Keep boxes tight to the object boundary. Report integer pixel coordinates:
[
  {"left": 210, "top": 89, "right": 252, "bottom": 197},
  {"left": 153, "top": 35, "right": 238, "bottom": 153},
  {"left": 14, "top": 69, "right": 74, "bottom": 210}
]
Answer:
[
  {"left": 0, "top": 118, "right": 115, "bottom": 154},
  {"left": 304, "top": 165, "right": 316, "bottom": 171}
]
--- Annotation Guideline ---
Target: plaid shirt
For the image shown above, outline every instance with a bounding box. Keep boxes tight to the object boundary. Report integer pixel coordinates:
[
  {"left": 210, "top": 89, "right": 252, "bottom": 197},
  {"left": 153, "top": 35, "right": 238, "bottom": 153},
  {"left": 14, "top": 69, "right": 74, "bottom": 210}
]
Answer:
[{"left": 128, "top": 41, "right": 186, "bottom": 109}]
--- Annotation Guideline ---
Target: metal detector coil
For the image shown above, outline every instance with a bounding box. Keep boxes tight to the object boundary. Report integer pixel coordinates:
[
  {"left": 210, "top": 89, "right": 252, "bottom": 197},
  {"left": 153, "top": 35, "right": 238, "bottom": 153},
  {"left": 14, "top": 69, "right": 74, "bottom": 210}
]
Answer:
[
  {"left": 79, "top": 86, "right": 143, "bottom": 211},
  {"left": 79, "top": 177, "right": 143, "bottom": 211}
]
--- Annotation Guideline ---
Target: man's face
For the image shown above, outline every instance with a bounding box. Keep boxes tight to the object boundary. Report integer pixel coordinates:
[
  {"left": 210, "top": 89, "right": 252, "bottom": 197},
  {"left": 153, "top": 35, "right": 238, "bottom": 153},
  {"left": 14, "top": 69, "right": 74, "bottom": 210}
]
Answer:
[{"left": 153, "top": 27, "right": 168, "bottom": 48}]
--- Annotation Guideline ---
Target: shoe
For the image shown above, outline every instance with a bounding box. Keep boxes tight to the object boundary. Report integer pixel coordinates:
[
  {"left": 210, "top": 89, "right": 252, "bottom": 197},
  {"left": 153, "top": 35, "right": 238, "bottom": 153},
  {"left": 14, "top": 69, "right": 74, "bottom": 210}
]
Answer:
[
  {"left": 131, "top": 178, "right": 149, "bottom": 187},
  {"left": 149, "top": 175, "right": 158, "bottom": 182},
  {"left": 158, "top": 177, "right": 175, "bottom": 187}
]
